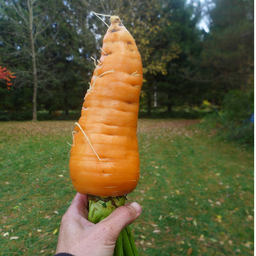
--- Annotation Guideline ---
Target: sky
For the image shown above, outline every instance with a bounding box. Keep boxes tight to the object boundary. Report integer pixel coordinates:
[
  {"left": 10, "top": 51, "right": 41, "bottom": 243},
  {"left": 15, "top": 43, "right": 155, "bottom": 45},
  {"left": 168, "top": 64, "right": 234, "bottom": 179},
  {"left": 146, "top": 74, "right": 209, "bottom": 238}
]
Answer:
[
  {"left": 186, "top": 0, "right": 216, "bottom": 33},
  {"left": 198, "top": 17, "right": 210, "bottom": 32}
]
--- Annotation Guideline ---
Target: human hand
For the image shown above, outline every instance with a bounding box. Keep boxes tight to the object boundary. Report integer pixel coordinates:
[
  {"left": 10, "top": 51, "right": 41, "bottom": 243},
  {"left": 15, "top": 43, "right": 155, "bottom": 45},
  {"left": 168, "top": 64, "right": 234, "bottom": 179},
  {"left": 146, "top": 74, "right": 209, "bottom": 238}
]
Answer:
[{"left": 55, "top": 193, "right": 142, "bottom": 256}]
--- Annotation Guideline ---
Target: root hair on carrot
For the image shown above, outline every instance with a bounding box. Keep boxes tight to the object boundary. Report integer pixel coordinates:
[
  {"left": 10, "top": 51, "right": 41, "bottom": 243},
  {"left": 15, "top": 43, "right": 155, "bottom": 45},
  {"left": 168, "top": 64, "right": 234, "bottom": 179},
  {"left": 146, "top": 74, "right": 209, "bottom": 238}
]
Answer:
[
  {"left": 67, "top": 130, "right": 78, "bottom": 158},
  {"left": 67, "top": 131, "right": 77, "bottom": 147},
  {"left": 75, "top": 122, "right": 102, "bottom": 161},
  {"left": 92, "top": 11, "right": 111, "bottom": 28},
  {"left": 68, "top": 148, "right": 71, "bottom": 158},
  {"left": 87, "top": 57, "right": 98, "bottom": 93},
  {"left": 91, "top": 56, "right": 97, "bottom": 67},
  {"left": 100, "top": 47, "right": 107, "bottom": 55},
  {"left": 99, "top": 69, "right": 114, "bottom": 77}
]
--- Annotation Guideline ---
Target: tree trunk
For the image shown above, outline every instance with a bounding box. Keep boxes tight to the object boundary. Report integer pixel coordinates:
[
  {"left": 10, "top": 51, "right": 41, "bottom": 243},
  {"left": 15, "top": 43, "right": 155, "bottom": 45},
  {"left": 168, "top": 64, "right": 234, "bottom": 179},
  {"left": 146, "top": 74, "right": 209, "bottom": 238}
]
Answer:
[
  {"left": 28, "top": 0, "right": 38, "bottom": 122},
  {"left": 147, "top": 83, "right": 152, "bottom": 117},
  {"left": 63, "top": 83, "right": 69, "bottom": 116},
  {"left": 147, "top": 96, "right": 152, "bottom": 117},
  {"left": 167, "top": 93, "right": 173, "bottom": 113}
]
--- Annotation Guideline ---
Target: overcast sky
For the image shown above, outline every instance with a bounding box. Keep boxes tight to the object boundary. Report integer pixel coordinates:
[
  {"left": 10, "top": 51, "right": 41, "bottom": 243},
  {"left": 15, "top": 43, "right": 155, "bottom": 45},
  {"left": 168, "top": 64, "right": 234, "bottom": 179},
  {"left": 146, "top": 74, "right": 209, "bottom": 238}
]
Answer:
[{"left": 187, "top": 0, "right": 216, "bottom": 32}]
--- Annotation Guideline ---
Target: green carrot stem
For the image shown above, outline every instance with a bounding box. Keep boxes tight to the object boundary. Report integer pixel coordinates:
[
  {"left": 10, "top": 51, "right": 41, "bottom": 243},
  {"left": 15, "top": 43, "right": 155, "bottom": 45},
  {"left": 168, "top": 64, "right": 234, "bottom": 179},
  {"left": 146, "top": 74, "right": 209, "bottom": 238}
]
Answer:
[
  {"left": 88, "top": 195, "right": 138, "bottom": 256},
  {"left": 114, "top": 229, "right": 123, "bottom": 256},
  {"left": 122, "top": 227, "right": 134, "bottom": 256},
  {"left": 125, "top": 226, "right": 139, "bottom": 255}
]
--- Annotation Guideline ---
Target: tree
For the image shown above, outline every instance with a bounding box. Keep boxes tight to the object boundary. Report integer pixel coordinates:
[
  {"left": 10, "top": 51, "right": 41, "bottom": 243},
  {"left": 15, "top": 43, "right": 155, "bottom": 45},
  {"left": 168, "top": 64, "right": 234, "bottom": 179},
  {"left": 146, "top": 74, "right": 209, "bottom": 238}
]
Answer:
[
  {"left": 200, "top": 0, "right": 254, "bottom": 103},
  {"left": 135, "top": 0, "right": 204, "bottom": 115},
  {"left": 40, "top": 0, "right": 96, "bottom": 116},
  {"left": 0, "top": 0, "right": 60, "bottom": 121},
  {"left": 85, "top": 0, "right": 181, "bottom": 115}
]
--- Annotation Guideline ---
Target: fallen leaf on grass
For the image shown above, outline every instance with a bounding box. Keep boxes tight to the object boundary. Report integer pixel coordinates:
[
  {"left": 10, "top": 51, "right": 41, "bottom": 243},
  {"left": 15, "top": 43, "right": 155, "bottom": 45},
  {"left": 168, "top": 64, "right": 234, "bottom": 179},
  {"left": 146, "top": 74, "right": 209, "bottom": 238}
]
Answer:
[
  {"left": 230, "top": 208, "right": 239, "bottom": 214},
  {"left": 215, "top": 215, "right": 222, "bottom": 223},
  {"left": 53, "top": 229, "right": 58, "bottom": 235},
  {"left": 153, "top": 230, "right": 161, "bottom": 233},
  {"left": 186, "top": 217, "right": 193, "bottom": 221},
  {"left": 10, "top": 236, "right": 19, "bottom": 240},
  {"left": 2, "top": 232, "right": 9, "bottom": 237},
  {"left": 187, "top": 248, "right": 193, "bottom": 255},
  {"left": 54, "top": 211, "right": 59, "bottom": 214},
  {"left": 246, "top": 215, "right": 253, "bottom": 221},
  {"left": 198, "top": 235, "right": 205, "bottom": 241},
  {"left": 159, "top": 215, "right": 162, "bottom": 220},
  {"left": 244, "top": 242, "right": 253, "bottom": 248}
]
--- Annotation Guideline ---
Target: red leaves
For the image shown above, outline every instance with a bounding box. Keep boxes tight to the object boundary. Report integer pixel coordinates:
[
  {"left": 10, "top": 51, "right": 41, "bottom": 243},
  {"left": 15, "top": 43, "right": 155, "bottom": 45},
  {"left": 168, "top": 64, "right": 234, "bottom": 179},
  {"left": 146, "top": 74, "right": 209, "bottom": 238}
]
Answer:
[{"left": 0, "top": 65, "right": 16, "bottom": 89}]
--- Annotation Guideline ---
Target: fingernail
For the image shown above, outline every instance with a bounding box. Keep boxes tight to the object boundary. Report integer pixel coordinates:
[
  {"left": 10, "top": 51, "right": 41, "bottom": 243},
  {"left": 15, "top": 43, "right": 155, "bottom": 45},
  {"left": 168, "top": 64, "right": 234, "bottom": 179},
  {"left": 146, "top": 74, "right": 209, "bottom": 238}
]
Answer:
[{"left": 130, "top": 202, "right": 141, "bottom": 214}]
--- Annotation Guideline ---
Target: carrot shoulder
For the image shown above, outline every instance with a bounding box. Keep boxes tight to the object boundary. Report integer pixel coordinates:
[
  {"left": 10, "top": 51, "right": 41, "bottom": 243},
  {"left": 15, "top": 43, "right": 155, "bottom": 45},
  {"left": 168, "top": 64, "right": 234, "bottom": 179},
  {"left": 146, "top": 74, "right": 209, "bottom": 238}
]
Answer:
[{"left": 69, "top": 16, "right": 143, "bottom": 198}]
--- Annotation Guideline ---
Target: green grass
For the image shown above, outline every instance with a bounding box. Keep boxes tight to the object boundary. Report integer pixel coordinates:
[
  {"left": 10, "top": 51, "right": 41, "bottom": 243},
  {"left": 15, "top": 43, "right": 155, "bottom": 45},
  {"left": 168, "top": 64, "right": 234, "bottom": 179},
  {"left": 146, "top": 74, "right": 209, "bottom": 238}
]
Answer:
[{"left": 0, "top": 120, "right": 254, "bottom": 255}]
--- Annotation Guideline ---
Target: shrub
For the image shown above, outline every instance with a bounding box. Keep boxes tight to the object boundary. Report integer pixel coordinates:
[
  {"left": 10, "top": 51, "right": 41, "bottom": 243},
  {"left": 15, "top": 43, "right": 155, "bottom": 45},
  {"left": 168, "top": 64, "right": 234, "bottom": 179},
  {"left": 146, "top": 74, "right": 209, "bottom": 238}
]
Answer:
[{"left": 201, "top": 89, "right": 254, "bottom": 147}]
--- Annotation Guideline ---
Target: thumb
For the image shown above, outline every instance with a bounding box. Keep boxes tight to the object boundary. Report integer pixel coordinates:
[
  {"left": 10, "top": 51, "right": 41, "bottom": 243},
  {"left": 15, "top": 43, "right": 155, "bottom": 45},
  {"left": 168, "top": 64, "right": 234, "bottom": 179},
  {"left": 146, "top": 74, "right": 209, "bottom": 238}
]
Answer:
[{"left": 99, "top": 202, "right": 142, "bottom": 240}]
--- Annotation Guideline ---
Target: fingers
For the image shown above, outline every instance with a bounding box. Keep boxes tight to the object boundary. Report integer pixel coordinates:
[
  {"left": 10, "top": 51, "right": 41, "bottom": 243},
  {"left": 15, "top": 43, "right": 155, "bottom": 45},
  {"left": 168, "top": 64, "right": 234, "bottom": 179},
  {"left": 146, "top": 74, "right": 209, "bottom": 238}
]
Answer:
[
  {"left": 68, "top": 193, "right": 89, "bottom": 218},
  {"left": 98, "top": 202, "right": 142, "bottom": 240}
]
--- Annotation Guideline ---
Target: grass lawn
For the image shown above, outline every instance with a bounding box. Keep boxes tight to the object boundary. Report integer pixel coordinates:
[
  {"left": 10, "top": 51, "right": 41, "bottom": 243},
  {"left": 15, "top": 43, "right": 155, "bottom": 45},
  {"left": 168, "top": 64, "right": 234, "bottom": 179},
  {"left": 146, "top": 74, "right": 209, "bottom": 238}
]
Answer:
[{"left": 0, "top": 119, "right": 254, "bottom": 255}]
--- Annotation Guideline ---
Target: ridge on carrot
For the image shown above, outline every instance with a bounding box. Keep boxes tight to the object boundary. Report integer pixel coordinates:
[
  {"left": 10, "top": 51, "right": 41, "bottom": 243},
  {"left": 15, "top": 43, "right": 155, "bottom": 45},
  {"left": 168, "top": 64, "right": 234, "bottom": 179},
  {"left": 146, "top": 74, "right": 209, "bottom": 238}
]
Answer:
[{"left": 69, "top": 14, "right": 143, "bottom": 256}]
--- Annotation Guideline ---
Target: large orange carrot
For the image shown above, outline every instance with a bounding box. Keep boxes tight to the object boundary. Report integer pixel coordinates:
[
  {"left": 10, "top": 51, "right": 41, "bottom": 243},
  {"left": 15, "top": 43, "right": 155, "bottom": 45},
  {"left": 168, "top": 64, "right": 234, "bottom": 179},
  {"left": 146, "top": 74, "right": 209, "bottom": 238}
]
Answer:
[{"left": 69, "top": 15, "right": 143, "bottom": 256}]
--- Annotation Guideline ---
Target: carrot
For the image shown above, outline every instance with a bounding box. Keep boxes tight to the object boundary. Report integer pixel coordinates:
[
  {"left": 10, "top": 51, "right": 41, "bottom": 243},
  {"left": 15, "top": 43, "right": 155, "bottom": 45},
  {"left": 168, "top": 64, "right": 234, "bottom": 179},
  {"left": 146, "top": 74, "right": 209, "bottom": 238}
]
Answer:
[{"left": 69, "top": 15, "right": 143, "bottom": 256}]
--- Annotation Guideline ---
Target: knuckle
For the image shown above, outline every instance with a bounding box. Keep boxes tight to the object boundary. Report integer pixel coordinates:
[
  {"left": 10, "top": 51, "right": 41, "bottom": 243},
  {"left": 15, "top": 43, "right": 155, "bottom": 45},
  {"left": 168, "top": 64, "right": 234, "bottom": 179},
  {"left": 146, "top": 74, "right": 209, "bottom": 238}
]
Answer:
[{"left": 119, "top": 205, "right": 136, "bottom": 219}]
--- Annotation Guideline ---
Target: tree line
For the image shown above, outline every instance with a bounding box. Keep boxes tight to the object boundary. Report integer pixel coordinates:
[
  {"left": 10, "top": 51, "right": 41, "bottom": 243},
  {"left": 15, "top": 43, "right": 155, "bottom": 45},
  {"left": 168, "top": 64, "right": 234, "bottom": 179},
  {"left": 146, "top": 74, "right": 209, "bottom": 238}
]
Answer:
[{"left": 0, "top": 0, "right": 254, "bottom": 121}]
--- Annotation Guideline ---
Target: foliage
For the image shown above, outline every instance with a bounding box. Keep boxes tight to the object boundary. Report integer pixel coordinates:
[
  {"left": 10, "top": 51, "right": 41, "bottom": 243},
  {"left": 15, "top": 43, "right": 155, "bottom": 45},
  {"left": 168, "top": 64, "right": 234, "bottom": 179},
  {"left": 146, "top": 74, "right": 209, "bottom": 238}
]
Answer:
[
  {"left": 199, "top": 0, "right": 254, "bottom": 104},
  {"left": 152, "top": 0, "right": 204, "bottom": 114},
  {"left": 0, "top": 0, "right": 254, "bottom": 120},
  {"left": 0, "top": 120, "right": 254, "bottom": 255},
  {"left": 0, "top": 0, "right": 96, "bottom": 120},
  {"left": 0, "top": 65, "right": 16, "bottom": 88},
  {"left": 201, "top": 89, "right": 254, "bottom": 147},
  {"left": 222, "top": 90, "right": 253, "bottom": 123}
]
